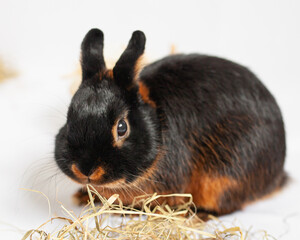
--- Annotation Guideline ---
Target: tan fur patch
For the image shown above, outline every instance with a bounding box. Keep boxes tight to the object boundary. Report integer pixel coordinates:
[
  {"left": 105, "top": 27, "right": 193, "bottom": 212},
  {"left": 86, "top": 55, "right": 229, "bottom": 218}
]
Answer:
[
  {"left": 104, "top": 69, "right": 114, "bottom": 79},
  {"left": 71, "top": 164, "right": 88, "bottom": 180},
  {"left": 133, "top": 56, "right": 145, "bottom": 82},
  {"left": 138, "top": 82, "right": 156, "bottom": 108},
  {"left": 89, "top": 166, "right": 105, "bottom": 181},
  {"left": 185, "top": 171, "right": 238, "bottom": 212}
]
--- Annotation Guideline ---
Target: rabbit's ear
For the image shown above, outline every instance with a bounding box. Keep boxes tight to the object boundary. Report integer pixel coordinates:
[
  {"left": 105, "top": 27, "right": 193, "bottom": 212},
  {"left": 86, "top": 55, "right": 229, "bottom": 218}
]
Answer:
[
  {"left": 113, "top": 31, "right": 145, "bottom": 89},
  {"left": 81, "top": 28, "right": 106, "bottom": 80}
]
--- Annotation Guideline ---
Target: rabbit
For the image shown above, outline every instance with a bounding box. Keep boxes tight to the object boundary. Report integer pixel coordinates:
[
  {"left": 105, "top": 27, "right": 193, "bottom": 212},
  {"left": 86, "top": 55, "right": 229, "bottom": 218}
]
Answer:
[{"left": 55, "top": 28, "right": 286, "bottom": 216}]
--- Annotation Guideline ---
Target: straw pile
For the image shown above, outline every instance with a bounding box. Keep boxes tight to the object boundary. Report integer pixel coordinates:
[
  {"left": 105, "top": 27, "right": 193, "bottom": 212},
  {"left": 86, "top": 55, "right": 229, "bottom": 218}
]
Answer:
[{"left": 21, "top": 185, "right": 276, "bottom": 240}]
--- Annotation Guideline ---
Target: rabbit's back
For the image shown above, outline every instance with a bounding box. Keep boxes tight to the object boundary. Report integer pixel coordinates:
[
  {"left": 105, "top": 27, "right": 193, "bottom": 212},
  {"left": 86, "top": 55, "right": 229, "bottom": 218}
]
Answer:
[
  {"left": 140, "top": 54, "right": 282, "bottom": 123},
  {"left": 139, "top": 54, "right": 286, "bottom": 214}
]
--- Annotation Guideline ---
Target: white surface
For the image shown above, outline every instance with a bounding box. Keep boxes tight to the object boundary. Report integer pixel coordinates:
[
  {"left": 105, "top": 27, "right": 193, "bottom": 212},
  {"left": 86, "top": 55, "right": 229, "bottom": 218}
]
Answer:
[{"left": 0, "top": 1, "right": 299, "bottom": 239}]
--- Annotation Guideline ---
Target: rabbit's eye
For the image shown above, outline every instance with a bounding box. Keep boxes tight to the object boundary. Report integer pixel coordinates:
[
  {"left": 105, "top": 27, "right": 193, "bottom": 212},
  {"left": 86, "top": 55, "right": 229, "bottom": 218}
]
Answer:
[
  {"left": 112, "top": 115, "right": 130, "bottom": 148},
  {"left": 117, "top": 119, "right": 127, "bottom": 137}
]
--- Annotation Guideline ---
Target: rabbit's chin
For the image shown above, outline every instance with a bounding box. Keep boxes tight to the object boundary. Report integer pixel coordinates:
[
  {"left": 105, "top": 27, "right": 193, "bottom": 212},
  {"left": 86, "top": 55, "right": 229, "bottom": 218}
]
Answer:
[{"left": 89, "top": 178, "right": 127, "bottom": 189}]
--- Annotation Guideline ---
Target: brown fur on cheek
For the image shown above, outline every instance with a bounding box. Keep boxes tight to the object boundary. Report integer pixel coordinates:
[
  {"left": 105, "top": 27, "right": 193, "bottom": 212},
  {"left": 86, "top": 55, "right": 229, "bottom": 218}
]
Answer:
[
  {"left": 129, "top": 147, "right": 166, "bottom": 191},
  {"left": 91, "top": 150, "right": 165, "bottom": 207}
]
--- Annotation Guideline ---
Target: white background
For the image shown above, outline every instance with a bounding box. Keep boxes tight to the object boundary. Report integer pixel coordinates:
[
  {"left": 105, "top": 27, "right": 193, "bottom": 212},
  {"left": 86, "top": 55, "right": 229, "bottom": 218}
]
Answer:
[{"left": 0, "top": 0, "right": 299, "bottom": 239}]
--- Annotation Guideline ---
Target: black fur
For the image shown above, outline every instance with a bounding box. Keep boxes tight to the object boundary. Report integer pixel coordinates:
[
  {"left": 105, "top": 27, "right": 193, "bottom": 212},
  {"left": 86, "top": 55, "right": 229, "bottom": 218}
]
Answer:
[
  {"left": 55, "top": 77, "right": 159, "bottom": 183},
  {"left": 113, "top": 30, "right": 146, "bottom": 89},
  {"left": 81, "top": 28, "right": 105, "bottom": 80},
  {"left": 55, "top": 29, "right": 158, "bottom": 183},
  {"left": 55, "top": 29, "right": 286, "bottom": 215},
  {"left": 139, "top": 54, "right": 286, "bottom": 213}
]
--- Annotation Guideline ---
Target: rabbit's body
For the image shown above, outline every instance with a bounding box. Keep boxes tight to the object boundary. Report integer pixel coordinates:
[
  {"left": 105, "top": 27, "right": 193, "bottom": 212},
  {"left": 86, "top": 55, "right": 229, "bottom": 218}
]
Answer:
[
  {"left": 137, "top": 54, "right": 286, "bottom": 214},
  {"left": 55, "top": 29, "right": 286, "bottom": 216}
]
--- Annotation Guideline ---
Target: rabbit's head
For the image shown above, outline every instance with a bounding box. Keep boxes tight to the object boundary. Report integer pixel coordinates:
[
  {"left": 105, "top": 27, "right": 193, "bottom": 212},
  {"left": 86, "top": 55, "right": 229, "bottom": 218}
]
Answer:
[{"left": 55, "top": 29, "right": 160, "bottom": 187}]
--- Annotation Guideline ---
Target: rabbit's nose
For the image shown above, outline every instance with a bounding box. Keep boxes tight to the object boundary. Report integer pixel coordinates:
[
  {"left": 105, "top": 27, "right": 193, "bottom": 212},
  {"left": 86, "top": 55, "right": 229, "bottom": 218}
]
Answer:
[{"left": 71, "top": 164, "right": 105, "bottom": 183}]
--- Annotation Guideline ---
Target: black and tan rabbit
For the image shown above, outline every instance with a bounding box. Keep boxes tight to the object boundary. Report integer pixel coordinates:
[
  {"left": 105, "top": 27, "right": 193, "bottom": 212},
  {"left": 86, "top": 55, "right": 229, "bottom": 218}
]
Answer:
[{"left": 55, "top": 29, "right": 286, "bottom": 215}]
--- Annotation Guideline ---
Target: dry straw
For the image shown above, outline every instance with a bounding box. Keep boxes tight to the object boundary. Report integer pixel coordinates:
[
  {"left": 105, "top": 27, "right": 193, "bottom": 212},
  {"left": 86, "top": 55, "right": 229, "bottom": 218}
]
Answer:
[{"left": 22, "top": 185, "right": 275, "bottom": 240}]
